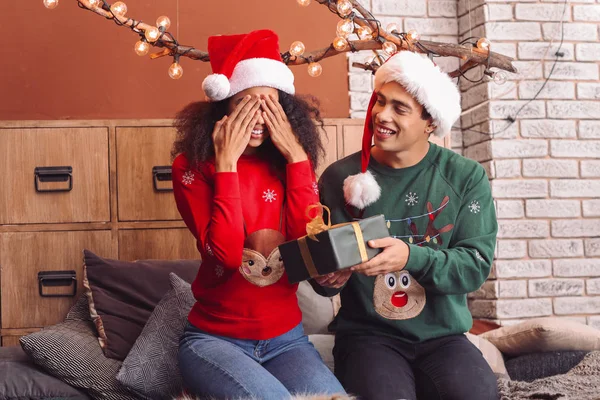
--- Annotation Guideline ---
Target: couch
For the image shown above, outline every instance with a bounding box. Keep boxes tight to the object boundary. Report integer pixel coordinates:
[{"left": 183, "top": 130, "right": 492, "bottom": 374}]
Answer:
[{"left": 1, "top": 253, "right": 599, "bottom": 400}]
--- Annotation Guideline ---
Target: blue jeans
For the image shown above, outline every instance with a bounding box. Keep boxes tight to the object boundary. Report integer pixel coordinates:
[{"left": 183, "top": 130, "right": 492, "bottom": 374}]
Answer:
[{"left": 178, "top": 322, "right": 345, "bottom": 399}]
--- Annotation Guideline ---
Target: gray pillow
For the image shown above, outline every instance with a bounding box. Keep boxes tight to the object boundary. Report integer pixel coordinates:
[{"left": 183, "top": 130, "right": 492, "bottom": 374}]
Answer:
[
  {"left": 19, "top": 296, "right": 135, "bottom": 400},
  {"left": 116, "top": 273, "right": 195, "bottom": 400}
]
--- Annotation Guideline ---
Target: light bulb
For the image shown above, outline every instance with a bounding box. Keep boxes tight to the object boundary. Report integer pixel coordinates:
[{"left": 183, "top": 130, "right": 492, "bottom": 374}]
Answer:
[
  {"left": 386, "top": 23, "right": 399, "bottom": 33},
  {"left": 407, "top": 29, "right": 420, "bottom": 42},
  {"left": 477, "top": 38, "right": 491, "bottom": 51},
  {"left": 169, "top": 62, "right": 183, "bottom": 79},
  {"left": 357, "top": 26, "right": 373, "bottom": 40},
  {"left": 88, "top": 0, "right": 100, "bottom": 7},
  {"left": 145, "top": 26, "right": 161, "bottom": 43},
  {"left": 156, "top": 16, "right": 171, "bottom": 30},
  {"left": 337, "top": 19, "right": 355, "bottom": 37},
  {"left": 382, "top": 41, "right": 397, "bottom": 55},
  {"left": 110, "top": 1, "right": 127, "bottom": 17},
  {"left": 297, "top": 0, "right": 311, "bottom": 6},
  {"left": 289, "top": 41, "right": 306, "bottom": 57},
  {"left": 307, "top": 62, "right": 322, "bottom": 77},
  {"left": 135, "top": 40, "right": 150, "bottom": 56},
  {"left": 43, "top": 0, "right": 59, "bottom": 9},
  {"left": 337, "top": 0, "right": 352, "bottom": 17},
  {"left": 493, "top": 71, "right": 507, "bottom": 85},
  {"left": 333, "top": 36, "right": 348, "bottom": 51}
]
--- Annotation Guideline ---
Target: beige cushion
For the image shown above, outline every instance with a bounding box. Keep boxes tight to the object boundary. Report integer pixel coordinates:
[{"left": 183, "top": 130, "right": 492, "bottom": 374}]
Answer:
[
  {"left": 296, "top": 281, "right": 336, "bottom": 334},
  {"left": 481, "top": 317, "right": 600, "bottom": 357},
  {"left": 466, "top": 332, "right": 508, "bottom": 377},
  {"left": 308, "top": 334, "right": 335, "bottom": 372}
]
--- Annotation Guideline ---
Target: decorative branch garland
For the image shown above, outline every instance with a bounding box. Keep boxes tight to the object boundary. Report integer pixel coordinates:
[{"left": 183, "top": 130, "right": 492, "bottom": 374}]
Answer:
[{"left": 43, "top": 0, "right": 516, "bottom": 83}]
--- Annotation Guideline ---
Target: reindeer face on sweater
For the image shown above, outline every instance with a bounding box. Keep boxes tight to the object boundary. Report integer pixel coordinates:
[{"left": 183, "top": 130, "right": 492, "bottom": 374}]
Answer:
[
  {"left": 373, "top": 271, "right": 426, "bottom": 320},
  {"left": 239, "top": 229, "right": 285, "bottom": 287}
]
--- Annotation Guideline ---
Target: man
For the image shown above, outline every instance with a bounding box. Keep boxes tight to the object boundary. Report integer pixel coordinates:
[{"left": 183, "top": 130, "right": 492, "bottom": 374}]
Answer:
[{"left": 315, "top": 51, "right": 499, "bottom": 400}]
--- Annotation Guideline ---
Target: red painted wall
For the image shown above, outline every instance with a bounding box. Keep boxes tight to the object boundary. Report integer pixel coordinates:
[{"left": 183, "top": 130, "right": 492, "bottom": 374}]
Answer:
[{"left": 1, "top": 0, "right": 349, "bottom": 120}]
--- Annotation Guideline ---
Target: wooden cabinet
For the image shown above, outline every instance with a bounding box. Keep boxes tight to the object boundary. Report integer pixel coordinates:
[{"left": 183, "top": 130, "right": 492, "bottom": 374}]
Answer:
[{"left": 0, "top": 118, "right": 449, "bottom": 346}]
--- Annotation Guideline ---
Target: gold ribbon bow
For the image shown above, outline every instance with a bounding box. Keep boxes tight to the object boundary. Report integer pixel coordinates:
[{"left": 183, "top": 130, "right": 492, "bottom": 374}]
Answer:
[
  {"left": 298, "top": 203, "right": 369, "bottom": 278},
  {"left": 305, "top": 203, "right": 332, "bottom": 241}
]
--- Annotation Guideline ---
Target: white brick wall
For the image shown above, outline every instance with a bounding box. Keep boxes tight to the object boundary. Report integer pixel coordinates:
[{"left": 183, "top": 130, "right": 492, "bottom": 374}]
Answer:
[
  {"left": 347, "top": 0, "right": 600, "bottom": 327},
  {"left": 463, "top": 0, "right": 600, "bottom": 326}
]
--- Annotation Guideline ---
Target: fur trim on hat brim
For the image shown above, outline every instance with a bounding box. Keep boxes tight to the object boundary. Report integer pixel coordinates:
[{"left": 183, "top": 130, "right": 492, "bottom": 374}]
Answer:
[
  {"left": 204, "top": 58, "right": 295, "bottom": 101},
  {"left": 343, "top": 170, "right": 381, "bottom": 210},
  {"left": 374, "top": 51, "right": 461, "bottom": 138}
]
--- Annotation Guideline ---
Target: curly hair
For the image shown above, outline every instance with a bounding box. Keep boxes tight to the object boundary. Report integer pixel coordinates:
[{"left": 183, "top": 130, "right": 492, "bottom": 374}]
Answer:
[{"left": 171, "top": 91, "right": 325, "bottom": 174}]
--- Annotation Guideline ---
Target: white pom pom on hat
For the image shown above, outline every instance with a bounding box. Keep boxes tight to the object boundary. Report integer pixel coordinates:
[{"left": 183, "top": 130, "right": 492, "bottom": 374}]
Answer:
[
  {"left": 343, "top": 51, "right": 461, "bottom": 210},
  {"left": 202, "top": 73, "right": 231, "bottom": 102}
]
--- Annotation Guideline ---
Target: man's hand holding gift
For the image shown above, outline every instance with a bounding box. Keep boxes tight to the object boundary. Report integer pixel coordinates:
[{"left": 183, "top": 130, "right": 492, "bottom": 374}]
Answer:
[{"left": 316, "top": 237, "right": 409, "bottom": 287}]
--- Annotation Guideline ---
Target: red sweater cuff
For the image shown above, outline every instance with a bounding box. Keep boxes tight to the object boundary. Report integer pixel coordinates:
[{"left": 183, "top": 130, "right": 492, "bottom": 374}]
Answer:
[
  {"left": 286, "top": 160, "right": 314, "bottom": 190},
  {"left": 214, "top": 172, "right": 240, "bottom": 198}
]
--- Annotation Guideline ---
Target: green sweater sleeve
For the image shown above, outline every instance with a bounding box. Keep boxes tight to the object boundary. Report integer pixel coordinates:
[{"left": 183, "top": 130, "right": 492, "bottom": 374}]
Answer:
[{"left": 403, "top": 170, "right": 497, "bottom": 295}]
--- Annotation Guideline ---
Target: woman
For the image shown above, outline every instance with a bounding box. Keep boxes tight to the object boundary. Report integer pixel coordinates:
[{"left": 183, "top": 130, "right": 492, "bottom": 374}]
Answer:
[{"left": 171, "top": 29, "right": 346, "bottom": 399}]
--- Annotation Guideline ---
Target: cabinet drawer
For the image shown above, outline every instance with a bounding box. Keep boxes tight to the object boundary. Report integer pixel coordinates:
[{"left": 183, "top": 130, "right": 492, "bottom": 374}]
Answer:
[
  {"left": 341, "top": 124, "right": 364, "bottom": 158},
  {"left": 0, "top": 128, "right": 110, "bottom": 224},
  {"left": 0, "top": 230, "right": 115, "bottom": 329},
  {"left": 118, "top": 228, "right": 198, "bottom": 261},
  {"left": 316, "top": 125, "right": 338, "bottom": 178},
  {"left": 117, "top": 127, "right": 181, "bottom": 221},
  {"left": 0, "top": 328, "right": 40, "bottom": 347},
  {"left": 1, "top": 335, "right": 22, "bottom": 347}
]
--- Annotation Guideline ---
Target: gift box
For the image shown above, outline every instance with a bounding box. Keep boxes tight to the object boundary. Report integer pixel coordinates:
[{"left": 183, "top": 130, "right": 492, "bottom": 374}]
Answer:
[{"left": 279, "top": 211, "right": 390, "bottom": 284}]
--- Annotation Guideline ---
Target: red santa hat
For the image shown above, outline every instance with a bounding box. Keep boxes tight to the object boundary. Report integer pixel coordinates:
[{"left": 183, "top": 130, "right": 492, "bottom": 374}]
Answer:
[
  {"left": 202, "top": 29, "right": 295, "bottom": 102},
  {"left": 343, "top": 51, "right": 462, "bottom": 210}
]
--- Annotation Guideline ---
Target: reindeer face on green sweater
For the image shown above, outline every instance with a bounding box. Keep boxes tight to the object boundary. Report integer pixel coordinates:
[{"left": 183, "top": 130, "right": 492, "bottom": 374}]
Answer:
[
  {"left": 373, "top": 271, "right": 426, "bottom": 320},
  {"left": 239, "top": 229, "right": 285, "bottom": 287}
]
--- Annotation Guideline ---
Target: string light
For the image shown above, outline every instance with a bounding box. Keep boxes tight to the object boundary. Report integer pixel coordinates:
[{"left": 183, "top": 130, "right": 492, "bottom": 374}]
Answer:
[
  {"left": 407, "top": 29, "right": 420, "bottom": 42},
  {"left": 134, "top": 40, "right": 150, "bottom": 56},
  {"left": 46, "top": 0, "right": 518, "bottom": 88},
  {"left": 382, "top": 41, "right": 397, "bottom": 55},
  {"left": 169, "top": 62, "right": 183, "bottom": 79},
  {"left": 357, "top": 26, "right": 373, "bottom": 40},
  {"left": 336, "top": 0, "right": 353, "bottom": 17},
  {"left": 308, "top": 62, "right": 323, "bottom": 77},
  {"left": 386, "top": 23, "right": 399, "bottom": 33},
  {"left": 144, "top": 26, "right": 161, "bottom": 43},
  {"left": 477, "top": 38, "right": 491, "bottom": 51},
  {"left": 43, "top": 0, "right": 59, "bottom": 9},
  {"left": 337, "top": 19, "right": 354, "bottom": 37},
  {"left": 110, "top": 1, "right": 128, "bottom": 17},
  {"left": 289, "top": 41, "right": 306, "bottom": 57},
  {"left": 333, "top": 36, "right": 348, "bottom": 51},
  {"left": 156, "top": 16, "right": 171, "bottom": 31},
  {"left": 493, "top": 71, "right": 508, "bottom": 85}
]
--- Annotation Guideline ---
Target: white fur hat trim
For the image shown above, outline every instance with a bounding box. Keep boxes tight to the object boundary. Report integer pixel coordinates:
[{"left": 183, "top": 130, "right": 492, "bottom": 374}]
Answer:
[{"left": 374, "top": 51, "right": 461, "bottom": 138}]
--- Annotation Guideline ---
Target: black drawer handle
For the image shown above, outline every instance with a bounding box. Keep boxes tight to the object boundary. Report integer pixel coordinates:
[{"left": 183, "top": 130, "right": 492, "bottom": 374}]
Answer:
[
  {"left": 152, "top": 166, "right": 173, "bottom": 192},
  {"left": 38, "top": 270, "right": 77, "bottom": 298},
  {"left": 34, "top": 166, "right": 73, "bottom": 193}
]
